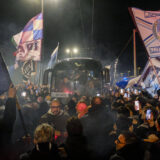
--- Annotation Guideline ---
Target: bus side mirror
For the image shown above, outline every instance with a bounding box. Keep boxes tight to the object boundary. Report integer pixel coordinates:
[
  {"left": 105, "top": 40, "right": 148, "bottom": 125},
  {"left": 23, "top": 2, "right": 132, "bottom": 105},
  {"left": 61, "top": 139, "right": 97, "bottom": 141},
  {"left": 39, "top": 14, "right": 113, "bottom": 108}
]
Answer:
[
  {"left": 105, "top": 69, "right": 110, "bottom": 83},
  {"left": 102, "top": 69, "right": 110, "bottom": 83}
]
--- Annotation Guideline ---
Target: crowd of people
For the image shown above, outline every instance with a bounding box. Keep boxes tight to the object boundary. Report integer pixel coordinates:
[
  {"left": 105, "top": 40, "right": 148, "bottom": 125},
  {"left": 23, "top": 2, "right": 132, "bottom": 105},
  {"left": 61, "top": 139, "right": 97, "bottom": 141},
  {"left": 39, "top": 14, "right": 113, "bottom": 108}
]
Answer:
[{"left": 1, "top": 82, "right": 160, "bottom": 160}]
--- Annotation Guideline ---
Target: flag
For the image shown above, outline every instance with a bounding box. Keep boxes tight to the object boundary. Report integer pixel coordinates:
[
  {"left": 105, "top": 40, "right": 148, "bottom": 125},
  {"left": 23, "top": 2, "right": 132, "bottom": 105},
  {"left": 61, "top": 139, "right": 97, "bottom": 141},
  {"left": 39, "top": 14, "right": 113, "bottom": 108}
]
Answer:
[
  {"left": 125, "top": 75, "right": 141, "bottom": 88},
  {"left": 116, "top": 78, "right": 129, "bottom": 89},
  {"left": 21, "top": 60, "right": 36, "bottom": 82},
  {"left": 138, "top": 58, "right": 160, "bottom": 96},
  {"left": 12, "top": 13, "right": 43, "bottom": 61},
  {"left": 15, "top": 39, "right": 42, "bottom": 61},
  {"left": 0, "top": 52, "right": 12, "bottom": 95},
  {"left": 47, "top": 44, "right": 59, "bottom": 69},
  {"left": 129, "top": 8, "right": 160, "bottom": 57}
]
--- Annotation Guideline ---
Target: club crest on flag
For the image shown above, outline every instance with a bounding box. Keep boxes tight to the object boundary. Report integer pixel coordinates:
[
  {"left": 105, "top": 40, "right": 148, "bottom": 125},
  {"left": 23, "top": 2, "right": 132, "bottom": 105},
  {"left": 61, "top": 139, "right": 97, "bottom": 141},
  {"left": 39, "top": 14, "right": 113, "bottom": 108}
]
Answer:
[{"left": 21, "top": 60, "right": 36, "bottom": 80}]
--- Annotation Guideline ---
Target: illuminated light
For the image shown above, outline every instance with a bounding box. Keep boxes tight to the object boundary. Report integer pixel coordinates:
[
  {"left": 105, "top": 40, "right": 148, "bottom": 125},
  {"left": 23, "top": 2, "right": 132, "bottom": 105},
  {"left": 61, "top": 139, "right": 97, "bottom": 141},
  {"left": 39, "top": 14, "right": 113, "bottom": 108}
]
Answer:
[
  {"left": 66, "top": 49, "right": 70, "bottom": 53},
  {"left": 21, "top": 91, "right": 27, "bottom": 97},
  {"left": 73, "top": 48, "right": 78, "bottom": 53}
]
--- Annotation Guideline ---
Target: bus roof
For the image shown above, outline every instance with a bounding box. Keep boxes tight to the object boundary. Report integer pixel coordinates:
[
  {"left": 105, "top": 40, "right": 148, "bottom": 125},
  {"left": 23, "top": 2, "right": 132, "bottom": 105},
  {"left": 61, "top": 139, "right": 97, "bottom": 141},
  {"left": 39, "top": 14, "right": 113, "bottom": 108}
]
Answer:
[{"left": 53, "top": 57, "right": 102, "bottom": 71}]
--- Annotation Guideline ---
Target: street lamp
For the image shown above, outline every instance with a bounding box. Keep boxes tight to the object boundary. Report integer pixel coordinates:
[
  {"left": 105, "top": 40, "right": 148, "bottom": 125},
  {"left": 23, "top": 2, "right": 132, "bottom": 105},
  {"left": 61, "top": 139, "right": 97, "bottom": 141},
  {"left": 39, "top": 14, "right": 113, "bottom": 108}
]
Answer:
[
  {"left": 65, "top": 47, "right": 79, "bottom": 57},
  {"left": 73, "top": 48, "right": 78, "bottom": 54},
  {"left": 66, "top": 49, "right": 70, "bottom": 54}
]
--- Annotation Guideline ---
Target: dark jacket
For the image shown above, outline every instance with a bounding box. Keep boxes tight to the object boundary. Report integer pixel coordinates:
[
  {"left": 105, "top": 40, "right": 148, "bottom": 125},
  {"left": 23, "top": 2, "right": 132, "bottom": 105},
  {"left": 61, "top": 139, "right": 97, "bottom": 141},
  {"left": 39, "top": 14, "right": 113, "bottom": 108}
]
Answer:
[
  {"left": 109, "top": 142, "right": 144, "bottom": 160},
  {"left": 0, "top": 98, "right": 16, "bottom": 147},
  {"left": 20, "top": 142, "right": 62, "bottom": 160},
  {"left": 135, "top": 122, "right": 157, "bottom": 139},
  {"left": 0, "top": 98, "right": 16, "bottom": 159},
  {"left": 81, "top": 105, "right": 114, "bottom": 159},
  {"left": 143, "top": 141, "right": 160, "bottom": 160},
  {"left": 64, "top": 135, "right": 92, "bottom": 160},
  {"left": 39, "top": 109, "right": 69, "bottom": 132}
]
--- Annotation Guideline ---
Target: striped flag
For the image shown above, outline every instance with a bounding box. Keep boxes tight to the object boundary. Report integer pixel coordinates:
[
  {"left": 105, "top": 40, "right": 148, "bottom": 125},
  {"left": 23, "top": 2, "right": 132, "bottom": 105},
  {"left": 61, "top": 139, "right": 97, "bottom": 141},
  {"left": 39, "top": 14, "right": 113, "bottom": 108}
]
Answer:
[
  {"left": 47, "top": 43, "right": 59, "bottom": 69},
  {"left": 12, "top": 13, "right": 43, "bottom": 61},
  {"left": 129, "top": 8, "right": 160, "bottom": 57}
]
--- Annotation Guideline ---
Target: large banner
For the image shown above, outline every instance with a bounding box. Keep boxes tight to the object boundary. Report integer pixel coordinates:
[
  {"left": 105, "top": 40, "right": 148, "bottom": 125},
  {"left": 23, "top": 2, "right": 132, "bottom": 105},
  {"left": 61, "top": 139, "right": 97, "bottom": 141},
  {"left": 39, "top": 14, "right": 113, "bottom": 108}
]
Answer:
[{"left": 130, "top": 8, "right": 160, "bottom": 57}]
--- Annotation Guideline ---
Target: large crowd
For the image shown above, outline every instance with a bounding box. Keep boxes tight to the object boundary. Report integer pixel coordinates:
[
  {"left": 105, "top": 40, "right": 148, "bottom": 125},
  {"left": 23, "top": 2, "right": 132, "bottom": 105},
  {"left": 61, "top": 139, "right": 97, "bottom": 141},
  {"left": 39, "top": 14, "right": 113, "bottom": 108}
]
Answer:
[{"left": 1, "top": 82, "right": 160, "bottom": 160}]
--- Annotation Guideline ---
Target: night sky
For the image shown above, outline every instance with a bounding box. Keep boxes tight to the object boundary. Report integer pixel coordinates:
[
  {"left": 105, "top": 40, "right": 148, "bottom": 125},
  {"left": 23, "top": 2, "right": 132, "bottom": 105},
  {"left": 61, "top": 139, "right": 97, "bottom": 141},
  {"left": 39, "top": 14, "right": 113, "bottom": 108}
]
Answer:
[{"left": 0, "top": 0, "right": 160, "bottom": 76}]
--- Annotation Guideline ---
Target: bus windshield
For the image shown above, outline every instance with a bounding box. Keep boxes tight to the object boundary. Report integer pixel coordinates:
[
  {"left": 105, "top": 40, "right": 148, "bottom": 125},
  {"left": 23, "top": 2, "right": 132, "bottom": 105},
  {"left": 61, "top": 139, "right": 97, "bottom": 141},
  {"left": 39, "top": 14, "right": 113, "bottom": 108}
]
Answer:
[{"left": 50, "top": 58, "right": 102, "bottom": 96}]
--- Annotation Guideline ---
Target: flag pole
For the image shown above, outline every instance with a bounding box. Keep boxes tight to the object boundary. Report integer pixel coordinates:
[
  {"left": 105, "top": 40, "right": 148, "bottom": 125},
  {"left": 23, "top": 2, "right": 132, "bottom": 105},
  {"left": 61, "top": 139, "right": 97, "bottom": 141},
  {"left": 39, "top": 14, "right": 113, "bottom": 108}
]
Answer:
[
  {"left": 39, "top": 0, "right": 44, "bottom": 85},
  {"left": 56, "top": 42, "right": 59, "bottom": 62},
  {"left": 16, "top": 97, "right": 29, "bottom": 137},
  {"left": 41, "top": 0, "right": 44, "bottom": 14},
  {"left": 133, "top": 29, "right": 137, "bottom": 77}
]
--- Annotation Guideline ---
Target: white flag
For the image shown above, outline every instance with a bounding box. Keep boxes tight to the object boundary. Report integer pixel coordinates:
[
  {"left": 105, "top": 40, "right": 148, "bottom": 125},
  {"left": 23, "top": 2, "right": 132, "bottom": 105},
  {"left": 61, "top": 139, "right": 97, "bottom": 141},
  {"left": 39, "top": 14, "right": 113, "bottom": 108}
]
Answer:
[{"left": 47, "top": 44, "right": 59, "bottom": 69}]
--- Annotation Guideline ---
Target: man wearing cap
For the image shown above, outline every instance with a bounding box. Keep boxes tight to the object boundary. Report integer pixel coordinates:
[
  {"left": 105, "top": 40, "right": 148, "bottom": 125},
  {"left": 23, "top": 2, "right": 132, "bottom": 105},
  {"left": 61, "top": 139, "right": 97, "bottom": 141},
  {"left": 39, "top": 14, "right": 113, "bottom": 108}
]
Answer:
[{"left": 39, "top": 99, "right": 69, "bottom": 145}]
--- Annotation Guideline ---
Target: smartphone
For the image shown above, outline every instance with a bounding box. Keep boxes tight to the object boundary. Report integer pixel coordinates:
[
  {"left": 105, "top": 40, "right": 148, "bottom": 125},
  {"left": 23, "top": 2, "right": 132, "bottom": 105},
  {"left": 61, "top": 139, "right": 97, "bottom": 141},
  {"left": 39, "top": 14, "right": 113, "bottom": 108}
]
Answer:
[
  {"left": 127, "top": 88, "right": 130, "bottom": 92},
  {"left": 124, "top": 93, "right": 128, "bottom": 98},
  {"left": 21, "top": 91, "right": 27, "bottom": 97},
  {"left": 146, "top": 109, "right": 152, "bottom": 120},
  {"left": 96, "top": 93, "right": 100, "bottom": 96},
  {"left": 134, "top": 100, "right": 140, "bottom": 111},
  {"left": 134, "top": 89, "right": 138, "bottom": 94},
  {"left": 35, "top": 90, "right": 38, "bottom": 94},
  {"left": 128, "top": 93, "right": 130, "bottom": 98},
  {"left": 120, "top": 89, "right": 124, "bottom": 94}
]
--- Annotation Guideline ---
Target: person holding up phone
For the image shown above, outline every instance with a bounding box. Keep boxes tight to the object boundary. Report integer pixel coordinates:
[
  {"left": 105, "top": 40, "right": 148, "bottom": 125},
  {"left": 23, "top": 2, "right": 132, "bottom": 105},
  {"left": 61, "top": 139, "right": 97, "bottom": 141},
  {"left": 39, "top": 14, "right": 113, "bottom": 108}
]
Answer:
[{"left": 135, "top": 106, "right": 157, "bottom": 139}]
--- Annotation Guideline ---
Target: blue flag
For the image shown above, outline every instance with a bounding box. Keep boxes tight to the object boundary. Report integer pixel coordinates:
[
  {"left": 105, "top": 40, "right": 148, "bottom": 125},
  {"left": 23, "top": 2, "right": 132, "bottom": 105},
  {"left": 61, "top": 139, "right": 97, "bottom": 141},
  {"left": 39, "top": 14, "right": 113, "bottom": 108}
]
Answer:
[
  {"left": 0, "top": 53, "right": 11, "bottom": 95},
  {"left": 116, "top": 79, "right": 129, "bottom": 89}
]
